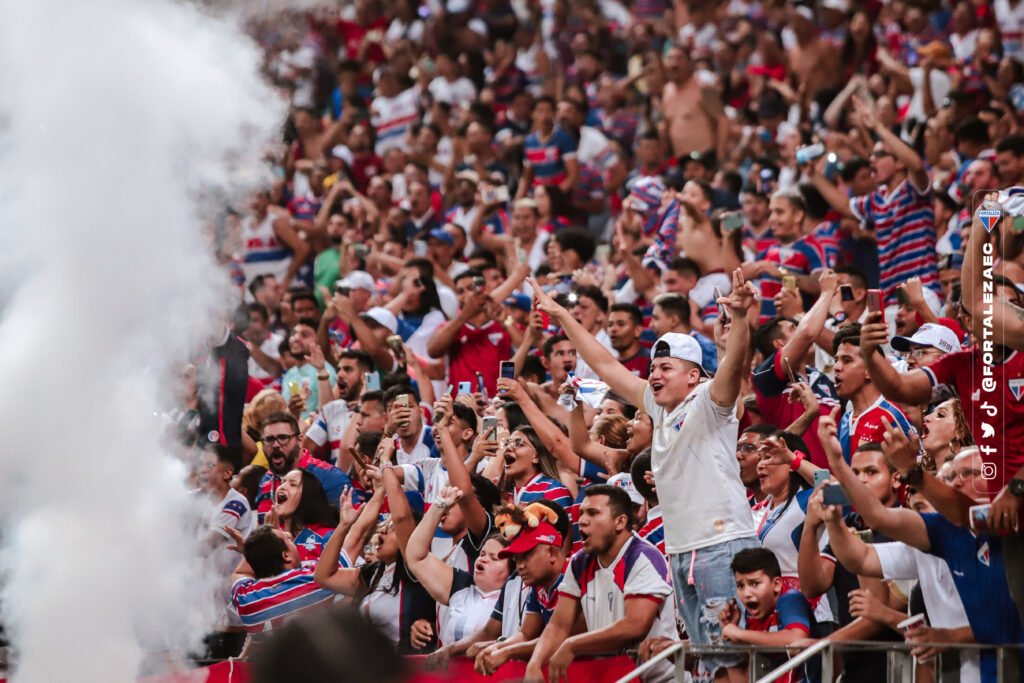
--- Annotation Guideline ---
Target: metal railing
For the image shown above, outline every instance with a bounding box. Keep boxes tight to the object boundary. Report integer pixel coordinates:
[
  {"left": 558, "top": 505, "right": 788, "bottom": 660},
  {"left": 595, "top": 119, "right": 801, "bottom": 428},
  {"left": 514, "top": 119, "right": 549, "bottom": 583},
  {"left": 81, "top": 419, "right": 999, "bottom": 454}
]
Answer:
[{"left": 613, "top": 640, "right": 1023, "bottom": 683}]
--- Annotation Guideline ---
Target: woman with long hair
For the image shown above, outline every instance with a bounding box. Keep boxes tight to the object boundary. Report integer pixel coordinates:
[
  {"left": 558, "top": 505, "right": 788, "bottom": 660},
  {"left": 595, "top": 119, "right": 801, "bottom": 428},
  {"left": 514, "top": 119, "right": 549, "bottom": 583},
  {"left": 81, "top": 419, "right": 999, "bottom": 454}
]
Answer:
[
  {"left": 534, "top": 184, "right": 571, "bottom": 233},
  {"left": 752, "top": 431, "right": 833, "bottom": 623},
  {"left": 498, "top": 425, "right": 573, "bottom": 511},
  {"left": 389, "top": 259, "right": 448, "bottom": 360},
  {"left": 920, "top": 397, "right": 973, "bottom": 472},
  {"left": 270, "top": 469, "right": 339, "bottom": 562},
  {"left": 840, "top": 11, "right": 878, "bottom": 79},
  {"left": 315, "top": 446, "right": 438, "bottom": 654}
]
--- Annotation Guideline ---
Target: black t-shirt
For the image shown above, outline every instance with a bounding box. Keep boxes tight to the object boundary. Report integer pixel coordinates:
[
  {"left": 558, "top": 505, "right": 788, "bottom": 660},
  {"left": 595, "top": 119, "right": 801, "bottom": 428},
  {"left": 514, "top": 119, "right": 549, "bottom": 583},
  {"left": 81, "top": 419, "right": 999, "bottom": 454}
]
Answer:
[
  {"left": 822, "top": 513, "right": 903, "bottom": 683},
  {"left": 359, "top": 560, "right": 438, "bottom": 654}
]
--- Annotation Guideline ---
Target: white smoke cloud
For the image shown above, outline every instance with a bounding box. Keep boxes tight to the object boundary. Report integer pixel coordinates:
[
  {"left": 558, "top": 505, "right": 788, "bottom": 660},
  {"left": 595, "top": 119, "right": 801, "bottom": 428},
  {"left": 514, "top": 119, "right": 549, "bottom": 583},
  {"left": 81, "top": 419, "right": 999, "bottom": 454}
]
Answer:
[{"left": 0, "top": 0, "right": 285, "bottom": 680}]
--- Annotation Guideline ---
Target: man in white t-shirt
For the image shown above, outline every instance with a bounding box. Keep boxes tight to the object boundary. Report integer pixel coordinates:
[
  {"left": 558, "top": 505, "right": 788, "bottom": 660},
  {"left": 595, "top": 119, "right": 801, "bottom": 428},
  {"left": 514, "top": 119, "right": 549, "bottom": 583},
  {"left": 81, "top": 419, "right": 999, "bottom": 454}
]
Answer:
[
  {"left": 524, "top": 485, "right": 676, "bottom": 683},
  {"left": 531, "top": 269, "right": 760, "bottom": 681}
]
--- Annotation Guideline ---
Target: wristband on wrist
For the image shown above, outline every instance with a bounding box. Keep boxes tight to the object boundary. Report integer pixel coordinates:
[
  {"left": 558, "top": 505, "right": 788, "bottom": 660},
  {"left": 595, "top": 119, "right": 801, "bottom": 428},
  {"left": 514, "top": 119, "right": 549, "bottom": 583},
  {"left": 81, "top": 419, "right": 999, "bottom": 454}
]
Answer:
[
  {"left": 789, "top": 452, "right": 805, "bottom": 471},
  {"left": 317, "top": 372, "right": 330, "bottom": 381}
]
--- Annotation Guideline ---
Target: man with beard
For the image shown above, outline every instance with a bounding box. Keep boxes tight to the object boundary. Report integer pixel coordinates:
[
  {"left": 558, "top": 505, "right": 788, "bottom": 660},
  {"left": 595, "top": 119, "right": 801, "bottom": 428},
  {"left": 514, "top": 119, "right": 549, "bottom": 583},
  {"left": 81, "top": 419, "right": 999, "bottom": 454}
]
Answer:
[
  {"left": 831, "top": 324, "right": 914, "bottom": 463},
  {"left": 524, "top": 486, "right": 676, "bottom": 683},
  {"left": 255, "top": 412, "right": 351, "bottom": 521},
  {"left": 303, "top": 350, "right": 373, "bottom": 466},
  {"left": 282, "top": 318, "right": 337, "bottom": 420},
  {"left": 607, "top": 304, "right": 650, "bottom": 379}
]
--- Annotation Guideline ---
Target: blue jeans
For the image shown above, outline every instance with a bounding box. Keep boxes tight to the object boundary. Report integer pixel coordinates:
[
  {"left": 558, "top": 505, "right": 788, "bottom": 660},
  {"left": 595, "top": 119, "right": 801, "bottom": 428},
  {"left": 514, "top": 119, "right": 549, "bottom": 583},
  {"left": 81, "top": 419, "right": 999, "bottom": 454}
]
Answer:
[{"left": 671, "top": 537, "right": 759, "bottom": 681}]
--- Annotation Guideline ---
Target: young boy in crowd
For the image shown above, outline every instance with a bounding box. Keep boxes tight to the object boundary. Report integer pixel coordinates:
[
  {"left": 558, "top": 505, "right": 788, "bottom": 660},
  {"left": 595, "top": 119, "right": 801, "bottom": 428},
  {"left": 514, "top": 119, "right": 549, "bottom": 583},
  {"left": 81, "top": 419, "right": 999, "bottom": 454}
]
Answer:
[{"left": 719, "top": 547, "right": 818, "bottom": 682}]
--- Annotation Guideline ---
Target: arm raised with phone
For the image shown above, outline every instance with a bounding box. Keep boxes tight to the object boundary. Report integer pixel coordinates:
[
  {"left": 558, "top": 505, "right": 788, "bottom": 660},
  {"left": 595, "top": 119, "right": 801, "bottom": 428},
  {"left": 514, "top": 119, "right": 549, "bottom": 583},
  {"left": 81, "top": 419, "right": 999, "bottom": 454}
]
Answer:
[{"left": 528, "top": 278, "right": 647, "bottom": 406}]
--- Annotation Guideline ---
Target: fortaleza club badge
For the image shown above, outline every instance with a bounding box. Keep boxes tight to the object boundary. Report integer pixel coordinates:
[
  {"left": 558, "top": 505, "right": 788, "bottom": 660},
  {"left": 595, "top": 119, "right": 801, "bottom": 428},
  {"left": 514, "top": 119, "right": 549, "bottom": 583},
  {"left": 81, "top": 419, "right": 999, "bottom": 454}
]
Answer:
[{"left": 978, "top": 208, "right": 1001, "bottom": 233}]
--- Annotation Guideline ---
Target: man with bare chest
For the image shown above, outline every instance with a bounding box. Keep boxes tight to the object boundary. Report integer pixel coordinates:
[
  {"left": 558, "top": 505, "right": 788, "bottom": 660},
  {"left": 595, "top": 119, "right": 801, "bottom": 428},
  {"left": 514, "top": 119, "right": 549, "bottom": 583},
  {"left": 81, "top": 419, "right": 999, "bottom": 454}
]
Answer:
[{"left": 660, "top": 47, "right": 716, "bottom": 157}]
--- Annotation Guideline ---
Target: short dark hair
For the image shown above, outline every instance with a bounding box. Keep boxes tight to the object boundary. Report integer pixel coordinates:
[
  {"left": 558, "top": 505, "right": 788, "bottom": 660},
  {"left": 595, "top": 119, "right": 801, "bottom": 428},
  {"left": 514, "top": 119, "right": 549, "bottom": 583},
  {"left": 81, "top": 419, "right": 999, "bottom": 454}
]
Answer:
[
  {"left": 356, "top": 431, "right": 383, "bottom": 461},
  {"left": 383, "top": 384, "right": 419, "bottom": 406},
  {"left": 203, "top": 443, "right": 242, "bottom": 475},
  {"left": 630, "top": 449, "right": 657, "bottom": 504},
  {"left": 835, "top": 265, "right": 868, "bottom": 290},
  {"left": 543, "top": 333, "right": 571, "bottom": 358},
  {"left": 670, "top": 257, "right": 702, "bottom": 279},
  {"left": 248, "top": 302, "right": 270, "bottom": 323},
  {"left": 237, "top": 465, "right": 267, "bottom": 509},
  {"left": 244, "top": 525, "right": 289, "bottom": 579},
  {"left": 264, "top": 411, "right": 299, "bottom": 434},
  {"left": 832, "top": 322, "right": 880, "bottom": 355},
  {"left": 996, "top": 134, "right": 1024, "bottom": 157},
  {"left": 573, "top": 285, "right": 608, "bottom": 312},
  {"left": 955, "top": 117, "right": 990, "bottom": 146},
  {"left": 295, "top": 316, "right": 319, "bottom": 331},
  {"left": 454, "top": 267, "right": 484, "bottom": 287},
  {"left": 753, "top": 316, "right": 797, "bottom": 358},
  {"left": 742, "top": 423, "right": 778, "bottom": 438},
  {"left": 290, "top": 289, "right": 319, "bottom": 311},
  {"left": 582, "top": 484, "right": 633, "bottom": 522},
  {"left": 451, "top": 402, "right": 478, "bottom": 439},
  {"left": 553, "top": 227, "right": 596, "bottom": 263},
  {"left": 360, "top": 390, "right": 384, "bottom": 406},
  {"left": 730, "top": 547, "right": 782, "bottom": 579},
  {"left": 534, "top": 94, "right": 556, "bottom": 111},
  {"left": 339, "top": 349, "right": 373, "bottom": 373},
  {"left": 688, "top": 179, "right": 714, "bottom": 203},
  {"left": 521, "top": 355, "right": 546, "bottom": 384},
  {"left": 653, "top": 292, "right": 690, "bottom": 323},
  {"left": 471, "top": 473, "right": 503, "bottom": 513},
  {"left": 839, "top": 156, "right": 870, "bottom": 183},
  {"left": 609, "top": 303, "right": 643, "bottom": 327},
  {"left": 248, "top": 273, "right": 277, "bottom": 299},
  {"left": 603, "top": 391, "right": 637, "bottom": 419}
]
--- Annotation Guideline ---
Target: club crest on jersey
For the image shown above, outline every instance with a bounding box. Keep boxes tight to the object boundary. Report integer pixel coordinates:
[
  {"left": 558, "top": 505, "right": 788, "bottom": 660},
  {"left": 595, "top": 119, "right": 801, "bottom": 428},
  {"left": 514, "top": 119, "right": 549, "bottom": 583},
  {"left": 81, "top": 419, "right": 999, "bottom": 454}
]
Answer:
[
  {"left": 673, "top": 416, "right": 686, "bottom": 431},
  {"left": 978, "top": 209, "right": 1001, "bottom": 233},
  {"left": 1009, "top": 378, "right": 1024, "bottom": 401},
  {"left": 978, "top": 542, "right": 990, "bottom": 567},
  {"left": 489, "top": 333, "right": 504, "bottom": 345}
]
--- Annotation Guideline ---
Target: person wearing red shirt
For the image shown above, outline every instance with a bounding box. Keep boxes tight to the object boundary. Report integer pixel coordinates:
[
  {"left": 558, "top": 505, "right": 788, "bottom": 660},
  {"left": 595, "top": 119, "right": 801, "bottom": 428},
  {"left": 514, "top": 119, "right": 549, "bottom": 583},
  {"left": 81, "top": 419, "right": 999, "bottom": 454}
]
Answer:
[
  {"left": 607, "top": 303, "right": 650, "bottom": 379},
  {"left": 426, "top": 269, "right": 514, "bottom": 396}
]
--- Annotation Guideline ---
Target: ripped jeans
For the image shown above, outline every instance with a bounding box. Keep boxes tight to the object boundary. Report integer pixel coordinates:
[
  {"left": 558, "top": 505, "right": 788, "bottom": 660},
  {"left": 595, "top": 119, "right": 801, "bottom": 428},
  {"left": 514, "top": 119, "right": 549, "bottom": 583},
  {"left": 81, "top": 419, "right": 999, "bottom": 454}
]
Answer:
[{"left": 670, "top": 537, "right": 759, "bottom": 682}]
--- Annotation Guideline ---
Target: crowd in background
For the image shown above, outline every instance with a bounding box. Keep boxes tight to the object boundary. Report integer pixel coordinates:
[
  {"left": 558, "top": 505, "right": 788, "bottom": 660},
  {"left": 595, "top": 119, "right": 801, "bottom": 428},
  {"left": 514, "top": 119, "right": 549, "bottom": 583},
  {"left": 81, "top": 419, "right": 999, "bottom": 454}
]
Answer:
[{"left": 174, "top": 0, "right": 1024, "bottom": 680}]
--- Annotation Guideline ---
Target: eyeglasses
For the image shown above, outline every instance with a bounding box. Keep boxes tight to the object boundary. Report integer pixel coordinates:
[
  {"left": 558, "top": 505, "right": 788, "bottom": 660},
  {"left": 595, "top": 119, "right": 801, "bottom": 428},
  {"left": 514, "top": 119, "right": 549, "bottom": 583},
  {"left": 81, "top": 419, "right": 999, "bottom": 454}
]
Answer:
[
  {"left": 869, "top": 150, "right": 893, "bottom": 159},
  {"left": 737, "top": 444, "right": 757, "bottom": 454},
  {"left": 263, "top": 433, "right": 299, "bottom": 446},
  {"left": 507, "top": 438, "right": 531, "bottom": 450},
  {"left": 908, "top": 348, "right": 938, "bottom": 359}
]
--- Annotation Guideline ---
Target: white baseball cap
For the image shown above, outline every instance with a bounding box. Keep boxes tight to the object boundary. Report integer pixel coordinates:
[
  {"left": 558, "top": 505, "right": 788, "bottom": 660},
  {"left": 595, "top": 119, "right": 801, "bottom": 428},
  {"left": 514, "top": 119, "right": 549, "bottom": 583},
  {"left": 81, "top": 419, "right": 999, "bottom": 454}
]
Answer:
[
  {"left": 360, "top": 306, "right": 398, "bottom": 334},
  {"left": 891, "top": 322, "right": 960, "bottom": 354},
  {"left": 652, "top": 333, "right": 708, "bottom": 375},
  {"left": 607, "top": 473, "right": 645, "bottom": 505},
  {"left": 338, "top": 270, "right": 375, "bottom": 292}
]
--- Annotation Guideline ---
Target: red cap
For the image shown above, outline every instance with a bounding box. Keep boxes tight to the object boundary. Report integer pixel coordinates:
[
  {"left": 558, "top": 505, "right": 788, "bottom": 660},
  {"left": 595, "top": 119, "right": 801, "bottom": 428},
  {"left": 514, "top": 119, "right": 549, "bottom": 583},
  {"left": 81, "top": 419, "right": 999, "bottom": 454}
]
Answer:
[
  {"left": 498, "top": 522, "right": 563, "bottom": 558},
  {"left": 936, "top": 317, "right": 965, "bottom": 344}
]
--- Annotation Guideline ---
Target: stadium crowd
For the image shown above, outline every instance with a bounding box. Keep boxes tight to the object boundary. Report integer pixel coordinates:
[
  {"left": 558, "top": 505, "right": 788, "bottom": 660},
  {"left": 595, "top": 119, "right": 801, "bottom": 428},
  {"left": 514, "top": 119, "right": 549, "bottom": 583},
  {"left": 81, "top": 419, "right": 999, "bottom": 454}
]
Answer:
[{"left": 177, "top": 0, "right": 1024, "bottom": 680}]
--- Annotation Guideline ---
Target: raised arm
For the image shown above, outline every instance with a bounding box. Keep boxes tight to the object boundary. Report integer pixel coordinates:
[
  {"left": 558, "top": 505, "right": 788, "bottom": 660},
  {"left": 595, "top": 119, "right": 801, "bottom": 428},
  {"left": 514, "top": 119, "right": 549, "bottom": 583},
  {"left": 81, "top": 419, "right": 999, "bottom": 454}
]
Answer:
[
  {"left": 333, "top": 292, "right": 395, "bottom": 372},
  {"left": 530, "top": 278, "right": 645, "bottom": 405},
  {"left": 798, "top": 490, "right": 836, "bottom": 599},
  {"left": 434, "top": 396, "right": 490, "bottom": 539},
  {"left": 314, "top": 486, "right": 365, "bottom": 595},
  {"left": 859, "top": 315, "right": 933, "bottom": 404},
  {"left": 778, "top": 270, "right": 838, "bottom": 370},
  {"left": 343, "top": 479, "right": 385, "bottom": 563},
  {"left": 817, "top": 491, "right": 884, "bottom": 577},
  {"left": 426, "top": 290, "right": 483, "bottom": 358},
  {"left": 498, "top": 377, "right": 578, "bottom": 473},
  {"left": 854, "top": 96, "right": 929, "bottom": 190},
  {"left": 709, "top": 268, "right": 758, "bottom": 407},
  {"left": 567, "top": 391, "right": 628, "bottom": 474},
  {"left": 272, "top": 212, "right": 312, "bottom": 287},
  {"left": 817, "top": 407, "right": 931, "bottom": 550},
  {"left": 403, "top": 484, "right": 458, "bottom": 605}
]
